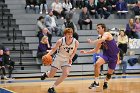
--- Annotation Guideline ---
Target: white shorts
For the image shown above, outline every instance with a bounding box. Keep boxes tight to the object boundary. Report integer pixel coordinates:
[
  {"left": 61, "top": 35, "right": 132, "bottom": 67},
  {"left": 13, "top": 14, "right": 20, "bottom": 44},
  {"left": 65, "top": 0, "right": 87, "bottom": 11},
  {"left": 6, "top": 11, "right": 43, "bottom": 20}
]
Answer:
[{"left": 51, "top": 55, "right": 71, "bottom": 69}]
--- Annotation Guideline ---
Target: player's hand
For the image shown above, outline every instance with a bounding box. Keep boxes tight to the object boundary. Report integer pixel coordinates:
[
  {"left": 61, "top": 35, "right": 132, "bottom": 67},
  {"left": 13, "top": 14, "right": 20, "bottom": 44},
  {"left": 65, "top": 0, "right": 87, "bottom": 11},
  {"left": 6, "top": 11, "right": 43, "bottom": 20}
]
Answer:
[
  {"left": 80, "top": 50, "right": 87, "bottom": 54},
  {"left": 87, "top": 39, "right": 92, "bottom": 43}
]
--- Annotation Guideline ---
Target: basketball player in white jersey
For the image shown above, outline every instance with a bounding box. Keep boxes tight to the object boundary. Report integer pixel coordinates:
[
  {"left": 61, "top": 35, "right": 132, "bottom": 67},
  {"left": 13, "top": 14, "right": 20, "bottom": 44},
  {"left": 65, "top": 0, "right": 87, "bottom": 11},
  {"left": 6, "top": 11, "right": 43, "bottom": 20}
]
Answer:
[{"left": 41, "top": 28, "right": 79, "bottom": 93}]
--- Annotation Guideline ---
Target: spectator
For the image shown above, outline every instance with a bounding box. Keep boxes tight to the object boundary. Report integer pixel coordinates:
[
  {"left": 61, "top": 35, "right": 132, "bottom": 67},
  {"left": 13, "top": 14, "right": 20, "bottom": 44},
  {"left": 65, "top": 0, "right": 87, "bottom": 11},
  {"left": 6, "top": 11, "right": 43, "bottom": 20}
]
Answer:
[
  {"left": 132, "top": 1, "right": 140, "bottom": 16},
  {"left": 75, "top": 0, "right": 83, "bottom": 9},
  {"left": 134, "top": 18, "right": 140, "bottom": 39},
  {"left": 125, "top": 18, "right": 137, "bottom": 38},
  {"left": 62, "top": 13, "right": 79, "bottom": 40},
  {"left": 78, "top": 7, "right": 92, "bottom": 30},
  {"left": 107, "top": 0, "right": 117, "bottom": 13},
  {"left": 62, "top": 0, "right": 73, "bottom": 19},
  {"left": 96, "top": 0, "right": 110, "bottom": 19},
  {"left": 39, "top": 0, "right": 48, "bottom": 14},
  {"left": 51, "top": 0, "right": 64, "bottom": 19},
  {"left": 25, "top": 0, "right": 39, "bottom": 14},
  {"left": 3, "top": 48, "right": 15, "bottom": 79},
  {"left": 86, "top": 0, "right": 99, "bottom": 19},
  {"left": 37, "top": 36, "right": 51, "bottom": 58},
  {"left": 0, "top": 48, "right": 8, "bottom": 80},
  {"left": 36, "top": 16, "right": 52, "bottom": 46},
  {"left": 70, "top": 0, "right": 76, "bottom": 9},
  {"left": 116, "top": 0, "right": 128, "bottom": 19},
  {"left": 45, "top": 11, "right": 62, "bottom": 36},
  {"left": 117, "top": 30, "right": 128, "bottom": 54},
  {"left": 118, "top": 49, "right": 127, "bottom": 75}
]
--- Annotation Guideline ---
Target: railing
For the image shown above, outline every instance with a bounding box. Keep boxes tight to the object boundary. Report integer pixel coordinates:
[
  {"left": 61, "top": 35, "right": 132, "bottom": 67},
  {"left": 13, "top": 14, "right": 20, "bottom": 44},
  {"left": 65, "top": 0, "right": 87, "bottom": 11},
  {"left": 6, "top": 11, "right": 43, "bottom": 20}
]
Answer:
[
  {"left": 7, "top": 15, "right": 11, "bottom": 40},
  {"left": 19, "top": 42, "right": 24, "bottom": 70},
  {"left": 12, "top": 28, "right": 16, "bottom": 50},
  {"left": 1, "top": 5, "right": 5, "bottom": 28}
]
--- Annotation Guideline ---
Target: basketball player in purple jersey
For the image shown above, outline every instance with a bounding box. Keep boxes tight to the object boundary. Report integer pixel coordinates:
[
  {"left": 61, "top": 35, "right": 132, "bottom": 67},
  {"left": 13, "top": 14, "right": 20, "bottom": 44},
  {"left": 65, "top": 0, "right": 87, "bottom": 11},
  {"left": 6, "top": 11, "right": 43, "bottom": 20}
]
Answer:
[{"left": 80, "top": 23, "right": 119, "bottom": 89}]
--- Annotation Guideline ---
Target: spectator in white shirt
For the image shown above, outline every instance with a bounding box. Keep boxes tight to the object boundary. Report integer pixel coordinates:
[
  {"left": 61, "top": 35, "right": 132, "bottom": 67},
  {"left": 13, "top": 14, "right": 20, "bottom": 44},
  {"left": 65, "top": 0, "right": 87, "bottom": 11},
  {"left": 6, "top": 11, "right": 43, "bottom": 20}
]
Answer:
[{"left": 51, "top": 0, "right": 64, "bottom": 19}]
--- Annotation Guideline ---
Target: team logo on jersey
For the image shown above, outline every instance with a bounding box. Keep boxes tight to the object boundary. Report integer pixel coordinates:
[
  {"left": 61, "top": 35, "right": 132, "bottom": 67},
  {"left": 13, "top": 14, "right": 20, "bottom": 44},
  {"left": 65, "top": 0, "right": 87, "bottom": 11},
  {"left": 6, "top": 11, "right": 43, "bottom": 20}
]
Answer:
[{"left": 63, "top": 47, "right": 73, "bottom": 53}]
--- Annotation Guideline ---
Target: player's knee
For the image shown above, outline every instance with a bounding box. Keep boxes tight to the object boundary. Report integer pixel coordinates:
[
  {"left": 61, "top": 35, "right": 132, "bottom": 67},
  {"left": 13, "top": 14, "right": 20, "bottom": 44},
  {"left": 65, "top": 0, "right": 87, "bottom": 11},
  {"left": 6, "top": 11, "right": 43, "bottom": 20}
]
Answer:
[
  {"left": 106, "top": 73, "right": 112, "bottom": 79},
  {"left": 95, "top": 63, "right": 100, "bottom": 68}
]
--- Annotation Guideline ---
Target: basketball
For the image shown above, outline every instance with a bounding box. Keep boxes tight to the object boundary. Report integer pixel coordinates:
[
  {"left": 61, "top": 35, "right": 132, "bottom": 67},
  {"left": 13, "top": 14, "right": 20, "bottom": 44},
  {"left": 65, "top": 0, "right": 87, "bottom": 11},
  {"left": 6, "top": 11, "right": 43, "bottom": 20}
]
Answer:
[{"left": 42, "top": 54, "right": 52, "bottom": 66}]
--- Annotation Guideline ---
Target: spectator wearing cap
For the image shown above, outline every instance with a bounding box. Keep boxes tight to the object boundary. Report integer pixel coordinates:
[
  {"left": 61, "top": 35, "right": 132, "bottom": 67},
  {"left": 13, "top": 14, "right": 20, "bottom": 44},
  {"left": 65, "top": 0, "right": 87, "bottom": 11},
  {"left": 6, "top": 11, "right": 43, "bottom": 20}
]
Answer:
[
  {"left": 36, "top": 16, "right": 52, "bottom": 46},
  {"left": 0, "top": 48, "right": 8, "bottom": 80},
  {"left": 3, "top": 48, "right": 15, "bottom": 78}
]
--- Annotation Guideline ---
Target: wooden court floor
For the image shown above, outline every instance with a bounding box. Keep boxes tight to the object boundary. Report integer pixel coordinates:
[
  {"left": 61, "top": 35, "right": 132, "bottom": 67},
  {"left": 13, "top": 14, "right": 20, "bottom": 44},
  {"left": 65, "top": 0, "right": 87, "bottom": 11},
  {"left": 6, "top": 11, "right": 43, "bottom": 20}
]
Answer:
[{"left": 0, "top": 75, "right": 140, "bottom": 93}]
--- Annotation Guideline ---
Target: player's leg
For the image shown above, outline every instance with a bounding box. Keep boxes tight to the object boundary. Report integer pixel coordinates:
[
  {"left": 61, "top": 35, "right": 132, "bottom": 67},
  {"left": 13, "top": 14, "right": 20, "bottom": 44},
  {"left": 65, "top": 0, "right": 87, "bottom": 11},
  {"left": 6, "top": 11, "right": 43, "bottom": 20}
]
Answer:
[
  {"left": 103, "top": 68, "right": 114, "bottom": 89},
  {"left": 89, "top": 57, "right": 106, "bottom": 89},
  {"left": 41, "top": 66, "right": 57, "bottom": 80},
  {"left": 103, "top": 58, "right": 117, "bottom": 89},
  {"left": 48, "top": 66, "right": 71, "bottom": 93}
]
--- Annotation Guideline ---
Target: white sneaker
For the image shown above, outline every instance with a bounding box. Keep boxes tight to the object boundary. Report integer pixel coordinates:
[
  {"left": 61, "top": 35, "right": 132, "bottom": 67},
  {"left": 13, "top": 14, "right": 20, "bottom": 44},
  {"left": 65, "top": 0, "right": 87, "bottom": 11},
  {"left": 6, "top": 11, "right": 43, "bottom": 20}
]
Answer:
[
  {"left": 46, "top": 11, "right": 48, "bottom": 14},
  {"left": 4, "top": 76, "right": 9, "bottom": 80},
  {"left": 40, "top": 12, "right": 42, "bottom": 14}
]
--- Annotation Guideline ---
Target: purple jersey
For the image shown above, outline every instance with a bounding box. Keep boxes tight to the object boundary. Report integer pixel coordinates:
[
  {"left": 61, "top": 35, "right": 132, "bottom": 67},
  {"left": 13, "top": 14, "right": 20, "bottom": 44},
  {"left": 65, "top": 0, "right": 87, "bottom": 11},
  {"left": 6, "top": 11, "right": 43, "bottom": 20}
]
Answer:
[
  {"left": 102, "top": 39, "right": 119, "bottom": 57},
  {"left": 100, "top": 39, "right": 119, "bottom": 70}
]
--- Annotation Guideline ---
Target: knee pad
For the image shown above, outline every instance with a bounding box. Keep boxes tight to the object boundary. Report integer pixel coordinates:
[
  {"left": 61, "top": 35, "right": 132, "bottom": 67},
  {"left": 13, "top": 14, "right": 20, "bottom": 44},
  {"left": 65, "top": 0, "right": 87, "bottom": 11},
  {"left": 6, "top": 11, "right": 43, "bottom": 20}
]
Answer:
[{"left": 106, "top": 73, "right": 112, "bottom": 79}]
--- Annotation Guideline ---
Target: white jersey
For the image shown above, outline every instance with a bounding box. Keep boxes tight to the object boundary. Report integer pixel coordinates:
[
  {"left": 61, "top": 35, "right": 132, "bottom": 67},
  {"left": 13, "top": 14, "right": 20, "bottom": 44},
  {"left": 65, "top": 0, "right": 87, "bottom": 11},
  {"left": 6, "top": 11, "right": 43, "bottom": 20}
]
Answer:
[{"left": 56, "top": 37, "right": 76, "bottom": 58}]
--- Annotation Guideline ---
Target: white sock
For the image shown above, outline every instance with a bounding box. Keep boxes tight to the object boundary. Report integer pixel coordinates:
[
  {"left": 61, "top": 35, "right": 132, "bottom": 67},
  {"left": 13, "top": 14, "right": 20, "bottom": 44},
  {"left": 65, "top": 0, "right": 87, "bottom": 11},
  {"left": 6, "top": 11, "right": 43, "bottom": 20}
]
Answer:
[{"left": 94, "top": 77, "right": 99, "bottom": 83}]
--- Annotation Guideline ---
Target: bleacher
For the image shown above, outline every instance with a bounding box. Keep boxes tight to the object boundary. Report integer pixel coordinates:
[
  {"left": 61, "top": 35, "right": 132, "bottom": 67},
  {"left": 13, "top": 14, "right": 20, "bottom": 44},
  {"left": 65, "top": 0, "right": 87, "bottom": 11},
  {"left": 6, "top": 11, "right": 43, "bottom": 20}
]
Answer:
[{"left": 0, "top": 0, "right": 140, "bottom": 78}]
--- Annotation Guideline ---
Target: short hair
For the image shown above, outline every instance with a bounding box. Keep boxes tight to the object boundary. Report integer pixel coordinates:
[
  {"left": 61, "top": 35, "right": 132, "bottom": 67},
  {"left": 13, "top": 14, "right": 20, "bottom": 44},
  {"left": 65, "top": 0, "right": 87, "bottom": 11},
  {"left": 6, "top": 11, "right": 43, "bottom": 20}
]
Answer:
[
  {"left": 63, "top": 28, "right": 73, "bottom": 35},
  {"left": 97, "top": 23, "right": 106, "bottom": 31}
]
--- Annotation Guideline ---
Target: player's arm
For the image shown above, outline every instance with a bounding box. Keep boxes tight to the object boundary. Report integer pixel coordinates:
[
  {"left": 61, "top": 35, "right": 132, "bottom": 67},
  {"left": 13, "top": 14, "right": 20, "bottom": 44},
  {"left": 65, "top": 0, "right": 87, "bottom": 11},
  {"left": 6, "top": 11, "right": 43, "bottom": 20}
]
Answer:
[
  {"left": 47, "top": 39, "right": 62, "bottom": 55},
  {"left": 80, "top": 42, "right": 102, "bottom": 54}
]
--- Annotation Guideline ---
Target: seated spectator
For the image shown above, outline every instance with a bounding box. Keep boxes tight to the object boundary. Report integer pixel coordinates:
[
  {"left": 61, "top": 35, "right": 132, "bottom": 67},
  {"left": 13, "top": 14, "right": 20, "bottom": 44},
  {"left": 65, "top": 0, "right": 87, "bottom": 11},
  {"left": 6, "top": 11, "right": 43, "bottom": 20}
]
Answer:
[
  {"left": 132, "top": 1, "right": 140, "bottom": 16},
  {"left": 117, "top": 30, "right": 128, "bottom": 54},
  {"left": 51, "top": 0, "right": 64, "bottom": 19},
  {"left": 37, "top": 36, "right": 51, "bottom": 58},
  {"left": 125, "top": 18, "right": 137, "bottom": 38},
  {"left": 36, "top": 16, "right": 52, "bottom": 46},
  {"left": 86, "top": 0, "right": 99, "bottom": 19},
  {"left": 96, "top": 0, "right": 110, "bottom": 19},
  {"left": 70, "top": 0, "right": 76, "bottom": 9},
  {"left": 25, "top": 0, "right": 39, "bottom": 14},
  {"left": 75, "top": 0, "right": 83, "bottom": 9},
  {"left": 62, "top": 13, "right": 79, "bottom": 40},
  {"left": 39, "top": 0, "right": 48, "bottom": 14},
  {"left": 62, "top": 0, "right": 73, "bottom": 19},
  {"left": 0, "top": 48, "right": 8, "bottom": 80},
  {"left": 118, "top": 49, "right": 127, "bottom": 75},
  {"left": 116, "top": 0, "right": 128, "bottom": 19},
  {"left": 107, "top": 0, "right": 117, "bottom": 13},
  {"left": 78, "top": 7, "right": 92, "bottom": 30},
  {"left": 3, "top": 48, "right": 15, "bottom": 79},
  {"left": 125, "top": 0, "right": 138, "bottom": 5},
  {"left": 134, "top": 18, "right": 140, "bottom": 39},
  {"left": 45, "top": 11, "right": 62, "bottom": 36}
]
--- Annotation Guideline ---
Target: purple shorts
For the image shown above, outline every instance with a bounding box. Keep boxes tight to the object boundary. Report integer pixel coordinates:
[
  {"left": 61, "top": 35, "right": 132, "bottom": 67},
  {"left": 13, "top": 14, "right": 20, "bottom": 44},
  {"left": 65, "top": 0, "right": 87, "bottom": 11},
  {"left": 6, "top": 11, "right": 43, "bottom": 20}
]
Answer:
[{"left": 100, "top": 55, "right": 118, "bottom": 70}]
